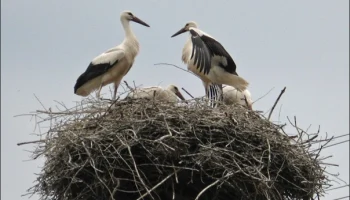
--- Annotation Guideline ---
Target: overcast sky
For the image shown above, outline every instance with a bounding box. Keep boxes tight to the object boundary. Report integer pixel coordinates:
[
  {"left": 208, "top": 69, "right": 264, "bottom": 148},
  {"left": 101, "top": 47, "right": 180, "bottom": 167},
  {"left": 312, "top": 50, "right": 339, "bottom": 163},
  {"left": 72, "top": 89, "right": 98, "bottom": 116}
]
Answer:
[{"left": 2, "top": 0, "right": 349, "bottom": 199}]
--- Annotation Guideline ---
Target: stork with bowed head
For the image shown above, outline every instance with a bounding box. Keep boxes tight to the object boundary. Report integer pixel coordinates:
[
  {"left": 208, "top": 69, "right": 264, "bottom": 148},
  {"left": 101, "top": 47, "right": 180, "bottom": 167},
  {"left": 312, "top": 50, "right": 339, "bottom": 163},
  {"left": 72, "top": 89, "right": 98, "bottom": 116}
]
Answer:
[
  {"left": 171, "top": 21, "right": 249, "bottom": 107},
  {"left": 126, "top": 85, "right": 186, "bottom": 104},
  {"left": 74, "top": 10, "right": 150, "bottom": 100},
  {"left": 222, "top": 85, "right": 253, "bottom": 110}
]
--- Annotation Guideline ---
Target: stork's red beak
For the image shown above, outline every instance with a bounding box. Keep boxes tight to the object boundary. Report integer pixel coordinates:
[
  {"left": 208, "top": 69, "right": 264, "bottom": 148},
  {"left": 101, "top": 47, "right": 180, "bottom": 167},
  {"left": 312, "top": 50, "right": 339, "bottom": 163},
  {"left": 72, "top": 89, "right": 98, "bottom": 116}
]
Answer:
[
  {"left": 175, "top": 91, "right": 186, "bottom": 101},
  {"left": 132, "top": 16, "right": 150, "bottom": 27},
  {"left": 171, "top": 27, "right": 187, "bottom": 37}
]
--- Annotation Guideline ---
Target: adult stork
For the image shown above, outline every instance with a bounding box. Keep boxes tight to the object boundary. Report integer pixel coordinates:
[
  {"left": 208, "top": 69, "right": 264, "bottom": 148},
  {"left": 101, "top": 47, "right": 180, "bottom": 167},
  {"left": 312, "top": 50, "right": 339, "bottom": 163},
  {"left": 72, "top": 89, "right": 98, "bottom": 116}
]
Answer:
[
  {"left": 74, "top": 10, "right": 150, "bottom": 100},
  {"left": 171, "top": 21, "right": 249, "bottom": 105},
  {"left": 222, "top": 85, "right": 253, "bottom": 110},
  {"left": 126, "top": 85, "right": 186, "bottom": 103}
]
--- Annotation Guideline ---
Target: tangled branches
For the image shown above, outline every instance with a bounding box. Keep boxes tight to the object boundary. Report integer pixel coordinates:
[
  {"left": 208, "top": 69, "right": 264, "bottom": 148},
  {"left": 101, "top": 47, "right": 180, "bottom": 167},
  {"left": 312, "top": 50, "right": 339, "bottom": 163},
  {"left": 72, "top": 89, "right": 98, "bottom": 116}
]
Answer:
[{"left": 18, "top": 96, "right": 335, "bottom": 200}]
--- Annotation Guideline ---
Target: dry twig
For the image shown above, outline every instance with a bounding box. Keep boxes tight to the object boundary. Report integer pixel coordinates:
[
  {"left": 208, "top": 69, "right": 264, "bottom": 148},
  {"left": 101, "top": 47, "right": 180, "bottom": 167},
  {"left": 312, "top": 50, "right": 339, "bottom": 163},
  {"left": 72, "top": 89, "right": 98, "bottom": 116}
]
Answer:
[{"left": 268, "top": 87, "right": 287, "bottom": 121}]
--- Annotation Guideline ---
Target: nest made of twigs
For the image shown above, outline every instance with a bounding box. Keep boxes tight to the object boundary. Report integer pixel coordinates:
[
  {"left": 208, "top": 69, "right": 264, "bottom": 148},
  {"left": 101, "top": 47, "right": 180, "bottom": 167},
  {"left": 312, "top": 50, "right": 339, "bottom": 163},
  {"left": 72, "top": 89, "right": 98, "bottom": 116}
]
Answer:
[{"left": 24, "top": 97, "right": 329, "bottom": 200}]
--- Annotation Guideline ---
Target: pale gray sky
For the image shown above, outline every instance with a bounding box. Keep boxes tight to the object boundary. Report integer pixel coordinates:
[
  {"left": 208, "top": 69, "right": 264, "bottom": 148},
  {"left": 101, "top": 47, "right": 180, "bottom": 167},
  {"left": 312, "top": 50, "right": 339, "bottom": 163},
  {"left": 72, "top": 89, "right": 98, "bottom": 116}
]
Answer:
[{"left": 2, "top": 0, "right": 349, "bottom": 199}]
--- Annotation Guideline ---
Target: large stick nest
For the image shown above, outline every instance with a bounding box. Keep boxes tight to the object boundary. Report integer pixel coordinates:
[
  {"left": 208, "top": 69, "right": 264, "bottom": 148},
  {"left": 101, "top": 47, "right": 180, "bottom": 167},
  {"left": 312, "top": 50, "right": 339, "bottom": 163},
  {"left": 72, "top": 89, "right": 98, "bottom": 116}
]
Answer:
[{"left": 23, "top": 97, "right": 330, "bottom": 200}]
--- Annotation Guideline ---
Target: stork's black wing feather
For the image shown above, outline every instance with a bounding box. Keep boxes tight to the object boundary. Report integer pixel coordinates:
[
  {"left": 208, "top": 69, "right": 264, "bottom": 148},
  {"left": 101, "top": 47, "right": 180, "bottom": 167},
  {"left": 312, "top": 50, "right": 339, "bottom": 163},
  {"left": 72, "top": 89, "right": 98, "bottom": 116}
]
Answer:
[
  {"left": 189, "top": 29, "right": 212, "bottom": 75},
  {"left": 74, "top": 61, "right": 117, "bottom": 93},
  {"left": 201, "top": 35, "right": 237, "bottom": 74},
  {"left": 189, "top": 29, "right": 237, "bottom": 75}
]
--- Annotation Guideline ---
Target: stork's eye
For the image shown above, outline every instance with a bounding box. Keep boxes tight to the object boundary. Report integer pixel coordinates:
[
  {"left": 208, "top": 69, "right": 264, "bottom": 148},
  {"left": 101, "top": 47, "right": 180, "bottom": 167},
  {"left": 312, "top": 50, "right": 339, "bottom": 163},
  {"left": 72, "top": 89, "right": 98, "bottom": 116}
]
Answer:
[
  {"left": 127, "top": 12, "right": 133, "bottom": 16},
  {"left": 185, "top": 23, "right": 189, "bottom": 27},
  {"left": 174, "top": 87, "right": 178, "bottom": 91}
]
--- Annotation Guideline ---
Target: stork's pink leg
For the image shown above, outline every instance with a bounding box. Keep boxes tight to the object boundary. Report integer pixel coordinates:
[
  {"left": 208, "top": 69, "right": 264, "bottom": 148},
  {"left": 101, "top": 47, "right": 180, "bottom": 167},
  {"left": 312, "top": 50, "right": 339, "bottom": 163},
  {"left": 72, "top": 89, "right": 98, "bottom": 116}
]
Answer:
[
  {"left": 96, "top": 84, "right": 103, "bottom": 100},
  {"left": 112, "top": 88, "right": 118, "bottom": 100},
  {"left": 202, "top": 81, "right": 209, "bottom": 95},
  {"left": 112, "top": 80, "right": 121, "bottom": 100}
]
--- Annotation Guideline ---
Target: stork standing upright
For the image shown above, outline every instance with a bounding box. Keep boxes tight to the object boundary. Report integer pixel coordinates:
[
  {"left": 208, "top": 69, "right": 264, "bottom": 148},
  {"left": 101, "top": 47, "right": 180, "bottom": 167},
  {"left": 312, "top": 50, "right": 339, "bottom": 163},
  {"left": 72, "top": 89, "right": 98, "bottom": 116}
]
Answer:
[
  {"left": 171, "top": 21, "right": 249, "bottom": 106},
  {"left": 126, "top": 85, "right": 186, "bottom": 103},
  {"left": 74, "top": 10, "right": 150, "bottom": 100}
]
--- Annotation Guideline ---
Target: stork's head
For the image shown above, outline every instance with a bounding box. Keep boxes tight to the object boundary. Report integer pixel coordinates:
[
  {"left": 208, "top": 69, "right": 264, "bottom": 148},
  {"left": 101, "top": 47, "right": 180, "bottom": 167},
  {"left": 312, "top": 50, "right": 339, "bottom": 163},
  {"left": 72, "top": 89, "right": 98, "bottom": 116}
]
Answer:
[
  {"left": 167, "top": 85, "right": 186, "bottom": 101},
  {"left": 120, "top": 10, "right": 150, "bottom": 27},
  {"left": 171, "top": 21, "right": 198, "bottom": 37}
]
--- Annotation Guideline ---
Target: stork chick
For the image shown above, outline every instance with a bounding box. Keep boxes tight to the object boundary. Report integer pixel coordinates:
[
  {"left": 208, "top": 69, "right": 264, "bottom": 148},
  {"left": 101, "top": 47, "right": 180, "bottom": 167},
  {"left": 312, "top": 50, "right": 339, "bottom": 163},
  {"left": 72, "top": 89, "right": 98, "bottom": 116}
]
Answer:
[
  {"left": 74, "top": 10, "right": 150, "bottom": 100},
  {"left": 126, "top": 85, "right": 186, "bottom": 103},
  {"left": 223, "top": 85, "right": 253, "bottom": 110}
]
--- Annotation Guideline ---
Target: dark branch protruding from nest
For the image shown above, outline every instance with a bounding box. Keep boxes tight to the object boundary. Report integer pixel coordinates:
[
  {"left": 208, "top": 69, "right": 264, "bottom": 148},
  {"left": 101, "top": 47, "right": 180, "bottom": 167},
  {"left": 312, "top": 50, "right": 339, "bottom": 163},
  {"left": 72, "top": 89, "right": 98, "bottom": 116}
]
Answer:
[{"left": 268, "top": 87, "right": 287, "bottom": 121}]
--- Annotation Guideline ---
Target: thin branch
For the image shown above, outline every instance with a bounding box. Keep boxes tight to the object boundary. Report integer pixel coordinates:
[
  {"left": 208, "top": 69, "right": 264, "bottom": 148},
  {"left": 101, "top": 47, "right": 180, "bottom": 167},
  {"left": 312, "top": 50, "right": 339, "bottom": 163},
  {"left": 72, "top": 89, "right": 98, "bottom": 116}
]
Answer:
[
  {"left": 268, "top": 87, "right": 286, "bottom": 121},
  {"left": 34, "top": 94, "right": 48, "bottom": 112},
  {"left": 322, "top": 139, "right": 349, "bottom": 150},
  {"left": 332, "top": 196, "right": 350, "bottom": 200},
  {"left": 124, "top": 80, "right": 135, "bottom": 91},
  {"left": 194, "top": 179, "right": 221, "bottom": 200},
  {"left": 252, "top": 87, "right": 275, "bottom": 104},
  {"left": 136, "top": 172, "right": 176, "bottom": 200},
  {"left": 182, "top": 87, "right": 195, "bottom": 99},
  {"left": 154, "top": 63, "right": 198, "bottom": 78},
  {"left": 17, "top": 139, "right": 46, "bottom": 146},
  {"left": 325, "top": 184, "right": 349, "bottom": 191}
]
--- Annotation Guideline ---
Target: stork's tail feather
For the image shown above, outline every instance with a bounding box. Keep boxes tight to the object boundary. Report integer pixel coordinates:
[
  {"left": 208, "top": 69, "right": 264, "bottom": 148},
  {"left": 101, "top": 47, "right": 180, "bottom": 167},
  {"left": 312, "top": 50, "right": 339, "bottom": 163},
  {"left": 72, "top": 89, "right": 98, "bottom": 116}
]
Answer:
[
  {"left": 230, "top": 75, "right": 249, "bottom": 92},
  {"left": 74, "top": 76, "right": 103, "bottom": 97}
]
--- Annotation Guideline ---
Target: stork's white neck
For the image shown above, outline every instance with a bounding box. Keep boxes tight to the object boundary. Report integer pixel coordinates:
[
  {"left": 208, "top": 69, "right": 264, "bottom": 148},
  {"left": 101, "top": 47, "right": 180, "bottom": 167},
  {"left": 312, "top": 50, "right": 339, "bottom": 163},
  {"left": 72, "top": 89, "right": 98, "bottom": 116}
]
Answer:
[
  {"left": 121, "top": 18, "right": 136, "bottom": 39},
  {"left": 120, "top": 18, "right": 139, "bottom": 58}
]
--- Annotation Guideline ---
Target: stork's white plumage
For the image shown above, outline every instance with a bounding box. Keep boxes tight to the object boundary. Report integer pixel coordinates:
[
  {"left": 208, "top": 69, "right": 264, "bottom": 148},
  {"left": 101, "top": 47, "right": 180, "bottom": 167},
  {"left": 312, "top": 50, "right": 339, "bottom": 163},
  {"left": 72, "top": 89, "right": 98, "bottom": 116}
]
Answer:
[
  {"left": 74, "top": 10, "right": 150, "bottom": 100},
  {"left": 126, "top": 85, "right": 186, "bottom": 103},
  {"left": 222, "top": 85, "right": 253, "bottom": 110},
  {"left": 171, "top": 21, "right": 249, "bottom": 105}
]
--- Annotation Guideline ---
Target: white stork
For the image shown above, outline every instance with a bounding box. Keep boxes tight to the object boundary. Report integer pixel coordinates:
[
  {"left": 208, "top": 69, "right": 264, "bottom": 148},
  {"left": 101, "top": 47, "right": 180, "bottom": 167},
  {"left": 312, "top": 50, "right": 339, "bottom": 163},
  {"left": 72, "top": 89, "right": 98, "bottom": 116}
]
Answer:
[
  {"left": 74, "top": 10, "right": 150, "bottom": 100},
  {"left": 222, "top": 85, "right": 253, "bottom": 110},
  {"left": 126, "top": 85, "right": 186, "bottom": 103},
  {"left": 171, "top": 21, "right": 249, "bottom": 105}
]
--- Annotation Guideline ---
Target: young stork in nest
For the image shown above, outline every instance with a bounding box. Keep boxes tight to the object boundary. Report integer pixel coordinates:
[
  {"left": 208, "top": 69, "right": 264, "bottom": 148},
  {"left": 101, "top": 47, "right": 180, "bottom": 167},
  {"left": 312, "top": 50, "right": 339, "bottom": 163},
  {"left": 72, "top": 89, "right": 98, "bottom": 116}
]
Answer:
[
  {"left": 125, "top": 85, "right": 186, "bottom": 103},
  {"left": 74, "top": 10, "right": 150, "bottom": 100},
  {"left": 222, "top": 85, "right": 253, "bottom": 110},
  {"left": 171, "top": 21, "right": 249, "bottom": 106}
]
